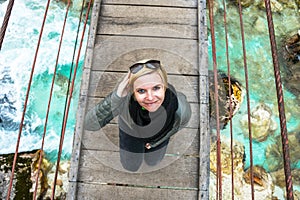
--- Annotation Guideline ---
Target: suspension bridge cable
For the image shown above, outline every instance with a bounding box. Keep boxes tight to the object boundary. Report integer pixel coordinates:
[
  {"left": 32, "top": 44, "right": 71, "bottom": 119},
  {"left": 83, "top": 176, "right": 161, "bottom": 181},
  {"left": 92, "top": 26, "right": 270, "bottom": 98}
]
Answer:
[
  {"left": 221, "top": 0, "right": 235, "bottom": 199},
  {"left": 0, "top": 0, "right": 14, "bottom": 50},
  {"left": 6, "top": 0, "right": 52, "bottom": 199},
  {"left": 264, "top": 0, "right": 294, "bottom": 199},
  {"left": 208, "top": 0, "right": 223, "bottom": 199},
  {"left": 50, "top": 0, "right": 86, "bottom": 196},
  {"left": 32, "top": 1, "right": 72, "bottom": 199},
  {"left": 51, "top": 1, "right": 92, "bottom": 199},
  {"left": 237, "top": 0, "right": 254, "bottom": 199}
]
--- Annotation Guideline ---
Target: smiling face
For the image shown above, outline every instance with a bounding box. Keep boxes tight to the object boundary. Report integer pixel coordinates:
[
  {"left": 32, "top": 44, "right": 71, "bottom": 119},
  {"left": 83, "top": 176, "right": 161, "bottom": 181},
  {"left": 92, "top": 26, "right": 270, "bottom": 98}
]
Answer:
[{"left": 133, "top": 72, "right": 165, "bottom": 112}]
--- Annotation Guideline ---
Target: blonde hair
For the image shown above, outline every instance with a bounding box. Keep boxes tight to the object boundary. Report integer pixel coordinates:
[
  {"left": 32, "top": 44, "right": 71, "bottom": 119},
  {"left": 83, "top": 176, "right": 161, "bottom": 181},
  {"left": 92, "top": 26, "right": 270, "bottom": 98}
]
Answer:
[{"left": 129, "top": 59, "right": 168, "bottom": 92}]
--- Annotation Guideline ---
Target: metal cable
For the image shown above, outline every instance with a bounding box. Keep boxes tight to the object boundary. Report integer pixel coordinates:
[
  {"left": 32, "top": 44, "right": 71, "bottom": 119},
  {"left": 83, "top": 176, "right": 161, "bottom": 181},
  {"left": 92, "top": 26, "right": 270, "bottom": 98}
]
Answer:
[
  {"left": 237, "top": 0, "right": 254, "bottom": 199},
  {"left": 32, "top": 0, "right": 72, "bottom": 199},
  {"left": 264, "top": 0, "right": 294, "bottom": 199},
  {"left": 208, "top": 0, "right": 222, "bottom": 199},
  {"left": 6, "top": 0, "right": 51, "bottom": 199},
  {"left": 0, "top": 0, "right": 14, "bottom": 50},
  {"left": 221, "top": 0, "right": 235, "bottom": 199},
  {"left": 51, "top": 0, "right": 92, "bottom": 199}
]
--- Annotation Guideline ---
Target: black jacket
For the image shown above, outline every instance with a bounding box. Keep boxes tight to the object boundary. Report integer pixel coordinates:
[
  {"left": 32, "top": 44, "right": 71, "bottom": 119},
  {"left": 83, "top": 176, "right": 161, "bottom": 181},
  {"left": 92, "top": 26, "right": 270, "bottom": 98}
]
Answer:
[{"left": 84, "top": 89, "right": 191, "bottom": 148}]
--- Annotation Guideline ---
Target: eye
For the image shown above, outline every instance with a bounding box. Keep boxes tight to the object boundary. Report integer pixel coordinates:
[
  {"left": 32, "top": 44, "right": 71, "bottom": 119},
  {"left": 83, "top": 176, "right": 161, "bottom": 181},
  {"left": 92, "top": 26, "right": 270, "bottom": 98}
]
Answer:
[
  {"left": 136, "top": 89, "right": 145, "bottom": 94},
  {"left": 153, "top": 85, "right": 162, "bottom": 91}
]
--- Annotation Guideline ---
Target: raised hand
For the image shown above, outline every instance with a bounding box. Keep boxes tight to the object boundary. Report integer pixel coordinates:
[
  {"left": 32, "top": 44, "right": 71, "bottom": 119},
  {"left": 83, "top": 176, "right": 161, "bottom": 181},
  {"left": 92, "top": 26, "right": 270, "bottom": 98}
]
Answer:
[{"left": 116, "top": 71, "right": 131, "bottom": 97}]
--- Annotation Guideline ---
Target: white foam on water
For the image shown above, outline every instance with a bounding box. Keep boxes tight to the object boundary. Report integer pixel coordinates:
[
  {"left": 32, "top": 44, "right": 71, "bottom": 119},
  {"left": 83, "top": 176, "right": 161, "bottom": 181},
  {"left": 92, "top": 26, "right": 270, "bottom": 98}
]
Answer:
[{"left": 0, "top": 0, "right": 88, "bottom": 158}]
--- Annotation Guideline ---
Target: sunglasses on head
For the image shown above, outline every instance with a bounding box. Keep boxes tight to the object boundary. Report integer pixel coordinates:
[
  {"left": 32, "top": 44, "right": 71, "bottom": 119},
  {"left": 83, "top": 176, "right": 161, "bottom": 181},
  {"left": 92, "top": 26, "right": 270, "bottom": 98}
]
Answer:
[{"left": 129, "top": 60, "right": 161, "bottom": 74}]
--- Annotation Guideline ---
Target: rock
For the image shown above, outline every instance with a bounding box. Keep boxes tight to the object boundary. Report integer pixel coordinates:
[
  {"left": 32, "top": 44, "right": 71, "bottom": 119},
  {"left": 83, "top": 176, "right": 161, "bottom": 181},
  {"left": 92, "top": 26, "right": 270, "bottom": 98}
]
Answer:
[
  {"left": 243, "top": 165, "right": 273, "bottom": 191},
  {"left": 210, "top": 137, "right": 245, "bottom": 198},
  {"left": 0, "top": 150, "right": 36, "bottom": 199},
  {"left": 0, "top": 150, "right": 69, "bottom": 199},
  {"left": 242, "top": 167, "right": 274, "bottom": 199},
  {"left": 270, "top": 168, "right": 300, "bottom": 188},
  {"left": 230, "top": 0, "right": 255, "bottom": 8},
  {"left": 210, "top": 137, "right": 275, "bottom": 199},
  {"left": 31, "top": 150, "right": 69, "bottom": 200},
  {"left": 240, "top": 103, "right": 277, "bottom": 142},
  {"left": 30, "top": 150, "right": 53, "bottom": 199},
  {"left": 209, "top": 71, "right": 243, "bottom": 130},
  {"left": 258, "top": 0, "right": 283, "bottom": 13},
  {"left": 281, "top": 31, "right": 300, "bottom": 96},
  {"left": 253, "top": 16, "right": 268, "bottom": 33},
  {"left": 210, "top": 137, "right": 245, "bottom": 176},
  {"left": 266, "top": 131, "right": 300, "bottom": 172},
  {"left": 283, "top": 31, "right": 300, "bottom": 65}
]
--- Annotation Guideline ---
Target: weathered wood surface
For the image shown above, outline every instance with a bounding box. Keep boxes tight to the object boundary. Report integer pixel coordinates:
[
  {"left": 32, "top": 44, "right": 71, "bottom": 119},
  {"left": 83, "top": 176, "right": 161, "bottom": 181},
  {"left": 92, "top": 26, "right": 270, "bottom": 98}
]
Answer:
[
  {"left": 98, "top": 4, "right": 197, "bottom": 39},
  {"left": 81, "top": 125, "right": 199, "bottom": 152},
  {"left": 103, "top": 0, "right": 197, "bottom": 7},
  {"left": 92, "top": 36, "right": 199, "bottom": 75},
  {"left": 78, "top": 149, "right": 199, "bottom": 186},
  {"left": 76, "top": 183, "right": 198, "bottom": 200},
  {"left": 69, "top": 0, "right": 209, "bottom": 199},
  {"left": 198, "top": 0, "right": 210, "bottom": 199},
  {"left": 67, "top": 0, "right": 102, "bottom": 199}
]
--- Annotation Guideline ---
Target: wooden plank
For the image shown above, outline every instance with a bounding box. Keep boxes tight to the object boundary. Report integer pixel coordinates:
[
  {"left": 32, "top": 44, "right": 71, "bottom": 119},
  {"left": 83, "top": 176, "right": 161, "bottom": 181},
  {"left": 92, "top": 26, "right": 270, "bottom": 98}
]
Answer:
[
  {"left": 81, "top": 124, "right": 199, "bottom": 154},
  {"left": 100, "top": 5, "right": 197, "bottom": 25},
  {"left": 198, "top": 0, "right": 210, "bottom": 199},
  {"left": 98, "top": 5, "right": 197, "bottom": 39},
  {"left": 103, "top": 0, "right": 197, "bottom": 8},
  {"left": 76, "top": 183, "right": 198, "bottom": 200},
  {"left": 92, "top": 36, "right": 199, "bottom": 75},
  {"left": 87, "top": 71, "right": 199, "bottom": 103},
  {"left": 67, "top": 0, "right": 102, "bottom": 199},
  {"left": 78, "top": 149, "right": 199, "bottom": 187},
  {"left": 85, "top": 97, "right": 199, "bottom": 128}
]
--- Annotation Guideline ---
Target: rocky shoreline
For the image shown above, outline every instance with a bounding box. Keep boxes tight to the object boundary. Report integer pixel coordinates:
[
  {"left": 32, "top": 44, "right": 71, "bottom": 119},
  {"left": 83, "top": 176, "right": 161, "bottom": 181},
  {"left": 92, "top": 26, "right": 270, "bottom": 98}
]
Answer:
[{"left": 0, "top": 150, "right": 69, "bottom": 199}]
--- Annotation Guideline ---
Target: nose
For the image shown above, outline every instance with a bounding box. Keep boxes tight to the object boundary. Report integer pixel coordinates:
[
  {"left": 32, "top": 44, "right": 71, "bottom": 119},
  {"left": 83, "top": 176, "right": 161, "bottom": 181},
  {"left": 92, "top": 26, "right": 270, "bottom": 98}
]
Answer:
[{"left": 146, "top": 90, "right": 153, "bottom": 100}]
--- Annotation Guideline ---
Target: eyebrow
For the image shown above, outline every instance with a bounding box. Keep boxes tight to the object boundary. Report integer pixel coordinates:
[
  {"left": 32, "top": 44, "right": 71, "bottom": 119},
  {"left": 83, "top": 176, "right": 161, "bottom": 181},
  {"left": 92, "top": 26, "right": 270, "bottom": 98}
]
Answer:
[{"left": 134, "top": 84, "right": 163, "bottom": 91}]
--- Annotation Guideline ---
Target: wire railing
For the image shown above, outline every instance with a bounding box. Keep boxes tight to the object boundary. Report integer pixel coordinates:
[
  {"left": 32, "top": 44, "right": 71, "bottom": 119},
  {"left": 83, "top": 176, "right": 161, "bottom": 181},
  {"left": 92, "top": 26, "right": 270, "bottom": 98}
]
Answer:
[
  {"left": 0, "top": 0, "right": 296, "bottom": 199},
  {"left": 208, "top": 0, "right": 295, "bottom": 199},
  {"left": 1, "top": 0, "right": 92, "bottom": 199}
]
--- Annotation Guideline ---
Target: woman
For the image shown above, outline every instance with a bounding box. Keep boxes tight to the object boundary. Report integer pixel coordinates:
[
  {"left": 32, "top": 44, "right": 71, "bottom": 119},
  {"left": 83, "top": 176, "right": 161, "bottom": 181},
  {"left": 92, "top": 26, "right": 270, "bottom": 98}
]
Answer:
[{"left": 84, "top": 59, "right": 191, "bottom": 172}]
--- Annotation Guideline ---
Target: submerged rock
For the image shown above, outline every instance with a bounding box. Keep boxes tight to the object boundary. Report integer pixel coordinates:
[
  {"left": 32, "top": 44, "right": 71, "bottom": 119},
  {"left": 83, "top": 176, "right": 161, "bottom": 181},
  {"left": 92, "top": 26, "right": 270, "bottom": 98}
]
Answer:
[
  {"left": 258, "top": 0, "right": 283, "bottom": 12},
  {"left": 210, "top": 137, "right": 275, "bottom": 199},
  {"left": 266, "top": 131, "right": 300, "bottom": 172},
  {"left": 282, "top": 30, "right": 300, "bottom": 97},
  {"left": 210, "top": 137, "right": 245, "bottom": 176},
  {"left": 270, "top": 168, "right": 300, "bottom": 189},
  {"left": 240, "top": 103, "right": 277, "bottom": 142},
  {"left": 209, "top": 71, "right": 243, "bottom": 130},
  {"left": 243, "top": 165, "right": 273, "bottom": 191},
  {"left": 230, "top": 0, "right": 255, "bottom": 8}
]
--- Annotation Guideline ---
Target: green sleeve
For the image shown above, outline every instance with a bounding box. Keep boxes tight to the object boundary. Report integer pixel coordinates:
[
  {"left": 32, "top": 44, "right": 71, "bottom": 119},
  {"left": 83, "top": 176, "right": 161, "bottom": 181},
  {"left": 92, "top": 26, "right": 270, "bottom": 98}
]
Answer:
[{"left": 84, "top": 91, "right": 124, "bottom": 131}]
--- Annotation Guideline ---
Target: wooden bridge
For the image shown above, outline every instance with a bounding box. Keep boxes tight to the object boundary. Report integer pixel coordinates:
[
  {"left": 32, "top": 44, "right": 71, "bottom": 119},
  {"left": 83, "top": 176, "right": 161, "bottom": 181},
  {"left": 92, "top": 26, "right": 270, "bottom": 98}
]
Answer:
[{"left": 67, "top": 0, "right": 209, "bottom": 199}]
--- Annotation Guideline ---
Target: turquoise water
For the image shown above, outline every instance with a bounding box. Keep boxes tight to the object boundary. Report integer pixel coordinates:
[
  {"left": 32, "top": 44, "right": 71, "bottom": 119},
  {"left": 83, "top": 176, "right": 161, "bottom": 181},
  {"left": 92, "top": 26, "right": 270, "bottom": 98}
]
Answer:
[
  {"left": 1, "top": 0, "right": 299, "bottom": 186},
  {"left": 208, "top": 0, "right": 300, "bottom": 173},
  {"left": 0, "top": 0, "right": 88, "bottom": 161}
]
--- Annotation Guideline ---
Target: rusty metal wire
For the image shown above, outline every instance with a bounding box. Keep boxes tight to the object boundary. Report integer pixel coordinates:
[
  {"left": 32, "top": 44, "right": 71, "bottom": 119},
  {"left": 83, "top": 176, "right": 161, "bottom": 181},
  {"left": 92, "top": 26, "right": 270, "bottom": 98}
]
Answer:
[
  {"left": 6, "top": 0, "right": 52, "bottom": 199},
  {"left": 221, "top": 0, "right": 235, "bottom": 199},
  {"left": 236, "top": 0, "right": 255, "bottom": 199},
  {"left": 208, "top": 0, "right": 223, "bottom": 199},
  {"left": 33, "top": 0, "right": 72, "bottom": 199},
  {"left": 264, "top": 0, "right": 294, "bottom": 199},
  {"left": 50, "top": 0, "right": 92, "bottom": 199},
  {"left": 0, "top": 0, "right": 14, "bottom": 50}
]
